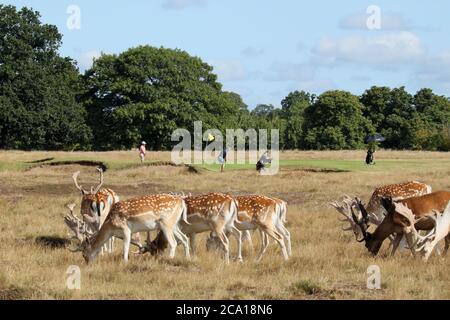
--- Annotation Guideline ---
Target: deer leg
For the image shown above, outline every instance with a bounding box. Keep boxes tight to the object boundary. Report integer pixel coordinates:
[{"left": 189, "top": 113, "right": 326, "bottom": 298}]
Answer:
[
  {"left": 276, "top": 222, "right": 292, "bottom": 256},
  {"left": 256, "top": 229, "right": 270, "bottom": 262},
  {"left": 122, "top": 227, "right": 132, "bottom": 262},
  {"left": 189, "top": 233, "right": 197, "bottom": 256},
  {"left": 228, "top": 225, "right": 243, "bottom": 262},
  {"left": 258, "top": 225, "right": 288, "bottom": 261},
  {"left": 160, "top": 225, "right": 177, "bottom": 259},
  {"left": 173, "top": 225, "right": 190, "bottom": 259},
  {"left": 404, "top": 231, "right": 417, "bottom": 258},
  {"left": 390, "top": 234, "right": 403, "bottom": 256},
  {"left": 213, "top": 227, "right": 230, "bottom": 264}
]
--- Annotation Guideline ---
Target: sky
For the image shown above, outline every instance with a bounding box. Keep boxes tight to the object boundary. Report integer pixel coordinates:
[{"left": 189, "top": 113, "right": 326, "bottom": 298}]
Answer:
[{"left": 5, "top": 0, "right": 450, "bottom": 108}]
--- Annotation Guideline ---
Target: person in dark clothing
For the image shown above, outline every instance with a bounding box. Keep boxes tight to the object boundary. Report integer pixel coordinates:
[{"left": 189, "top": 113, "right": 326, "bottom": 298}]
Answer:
[{"left": 366, "top": 142, "right": 375, "bottom": 165}]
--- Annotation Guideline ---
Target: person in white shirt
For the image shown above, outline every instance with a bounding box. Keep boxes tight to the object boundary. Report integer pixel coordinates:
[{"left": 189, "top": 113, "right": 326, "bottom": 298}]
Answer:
[{"left": 139, "top": 141, "right": 147, "bottom": 163}]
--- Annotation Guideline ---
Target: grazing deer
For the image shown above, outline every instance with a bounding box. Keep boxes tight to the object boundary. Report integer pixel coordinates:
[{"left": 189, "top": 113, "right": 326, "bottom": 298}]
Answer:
[
  {"left": 65, "top": 194, "right": 191, "bottom": 263},
  {"left": 206, "top": 195, "right": 291, "bottom": 261},
  {"left": 331, "top": 181, "right": 431, "bottom": 254},
  {"left": 149, "top": 193, "right": 242, "bottom": 263},
  {"left": 355, "top": 191, "right": 450, "bottom": 256},
  {"left": 72, "top": 168, "right": 120, "bottom": 253},
  {"left": 416, "top": 201, "right": 450, "bottom": 261}
]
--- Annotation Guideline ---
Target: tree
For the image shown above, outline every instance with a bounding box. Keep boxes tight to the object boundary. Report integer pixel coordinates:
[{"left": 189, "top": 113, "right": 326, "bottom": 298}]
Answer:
[
  {"left": 361, "top": 86, "right": 416, "bottom": 149},
  {"left": 302, "top": 90, "right": 373, "bottom": 150},
  {"left": 281, "top": 91, "right": 311, "bottom": 149},
  {"left": 411, "top": 88, "right": 450, "bottom": 150},
  {"left": 82, "top": 45, "right": 242, "bottom": 150},
  {"left": 0, "top": 5, "right": 92, "bottom": 150}
]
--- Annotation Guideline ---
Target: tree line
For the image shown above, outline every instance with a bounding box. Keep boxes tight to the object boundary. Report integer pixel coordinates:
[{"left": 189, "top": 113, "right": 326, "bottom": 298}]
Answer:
[{"left": 1, "top": 5, "right": 450, "bottom": 151}]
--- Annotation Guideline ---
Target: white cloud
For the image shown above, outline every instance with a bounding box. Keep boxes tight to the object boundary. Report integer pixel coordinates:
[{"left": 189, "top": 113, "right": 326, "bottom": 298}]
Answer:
[
  {"left": 266, "top": 62, "right": 316, "bottom": 82},
  {"left": 211, "top": 59, "right": 247, "bottom": 81},
  {"left": 339, "top": 10, "right": 411, "bottom": 30},
  {"left": 241, "top": 46, "right": 265, "bottom": 58},
  {"left": 162, "top": 0, "right": 206, "bottom": 10},
  {"left": 78, "top": 50, "right": 101, "bottom": 71},
  {"left": 312, "top": 32, "right": 426, "bottom": 69}
]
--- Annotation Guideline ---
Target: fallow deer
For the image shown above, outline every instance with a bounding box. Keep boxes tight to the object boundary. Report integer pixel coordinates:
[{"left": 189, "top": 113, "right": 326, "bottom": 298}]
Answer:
[
  {"left": 65, "top": 194, "right": 191, "bottom": 263},
  {"left": 149, "top": 193, "right": 242, "bottom": 263},
  {"left": 416, "top": 201, "right": 450, "bottom": 261},
  {"left": 331, "top": 181, "right": 431, "bottom": 254},
  {"left": 72, "top": 168, "right": 120, "bottom": 253},
  {"left": 356, "top": 191, "right": 450, "bottom": 256},
  {"left": 206, "top": 195, "right": 291, "bottom": 261}
]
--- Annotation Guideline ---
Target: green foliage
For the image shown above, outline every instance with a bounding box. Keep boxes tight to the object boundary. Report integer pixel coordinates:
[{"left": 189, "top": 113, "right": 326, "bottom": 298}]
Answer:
[
  {"left": 82, "top": 45, "right": 242, "bottom": 150},
  {"left": 301, "top": 91, "right": 373, "bottom": 150},
  {"left": 1, "top": 6, "right": 450, "bottom": 152},
  {"left": 281, "top": 91, "right": 311, "bottom": 149},
  {"left": 0, "top": 5, "right": 92, "bottom": 150}
]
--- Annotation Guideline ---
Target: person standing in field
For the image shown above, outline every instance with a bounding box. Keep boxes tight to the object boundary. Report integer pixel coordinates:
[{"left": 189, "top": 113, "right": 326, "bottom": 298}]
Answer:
[
  {"left": 139, "top": 141, "right": 147, "bottom": 163},
  {"left": 256, "top": 150, "right": 272, "bottom": 174},
  {"left": 218, "top": 148, "right": 228, "bottom": 173}
]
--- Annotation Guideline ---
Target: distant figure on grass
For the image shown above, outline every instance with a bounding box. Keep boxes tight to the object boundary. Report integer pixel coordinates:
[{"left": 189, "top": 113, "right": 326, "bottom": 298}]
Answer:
[
  {"left": 366, "top": 142, "right": 375, "bottom": 165},
  {"left": 256, "top": 150, "right": 272, "bottom": 174},
  {"left": 139, "top": 141, "right": 147, "bottom": 163},
  {"left": 218, "top": 148, "right": 228, "bottom": 173}
]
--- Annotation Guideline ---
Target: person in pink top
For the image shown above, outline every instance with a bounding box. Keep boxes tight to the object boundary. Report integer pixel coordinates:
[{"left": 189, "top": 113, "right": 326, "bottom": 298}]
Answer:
[{"left": 139, "top": 141, "right": 147, "bottom": 163}]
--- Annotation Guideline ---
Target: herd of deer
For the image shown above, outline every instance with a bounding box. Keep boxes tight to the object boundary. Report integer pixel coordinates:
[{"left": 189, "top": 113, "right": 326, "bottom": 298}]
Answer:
[
  {"left": 64, "top": 169, "right": 291, "bottom": 264},
  {"left": 331, "top": 181, "right": 450, "bottom": 261},
  {"left": 64, "top": 170, "right": 449, "bottom": 264}
]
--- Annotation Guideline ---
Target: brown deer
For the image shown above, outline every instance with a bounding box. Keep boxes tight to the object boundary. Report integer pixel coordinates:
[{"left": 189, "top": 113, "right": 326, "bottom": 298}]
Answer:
[
  {"left": 65, "top": 194, "right": 191, "bottom": 263},
  {"left": 331, "top": 181, "right": 431, "bottom": 254},
  {"left": 206, "top": 195, "right": 291, "bottom": 261},
  {"left": 355, "top": 191, "right": 450, "bottom": 256},
  {"left": 148, "top": 193, "right": 242, "bottom": 263},
  {"left": 331, "top": 181, "right": 431, "bottom": 242}
]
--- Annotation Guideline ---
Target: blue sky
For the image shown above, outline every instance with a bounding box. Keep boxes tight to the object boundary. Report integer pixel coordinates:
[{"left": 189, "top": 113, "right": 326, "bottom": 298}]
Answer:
[{"left": 6, "top": 0, "right": 450, "bottom": 108}]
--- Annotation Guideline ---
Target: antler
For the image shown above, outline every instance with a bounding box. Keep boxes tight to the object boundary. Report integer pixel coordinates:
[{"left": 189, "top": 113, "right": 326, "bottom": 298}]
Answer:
[
  {"left": 64, "top": 203, "right": 95, "bottom": 251},
  {"left": 92, "top": 168, "right": 104, "bottom": 194},
  {"left": 72, "top": 168, "right": 104, "bottom": 195},
  {"left": 72, "top": 171, "right": 87, "bottom": 195},
  {"left": 330, "top": 195, "right": 359, "bottom": 231}
]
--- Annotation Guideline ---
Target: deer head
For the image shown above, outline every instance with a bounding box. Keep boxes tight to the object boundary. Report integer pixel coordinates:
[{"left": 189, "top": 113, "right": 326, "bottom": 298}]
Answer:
[{"left": 64, "top": 203, "right": 96, "bottom": 261}]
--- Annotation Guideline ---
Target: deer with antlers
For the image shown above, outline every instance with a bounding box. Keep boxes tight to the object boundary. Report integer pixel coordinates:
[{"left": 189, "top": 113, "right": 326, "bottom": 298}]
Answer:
[
  {"left": 64, "top": 193, "right": 191, "bottom": 263},
  {"left": 330, "top": 181, "right": 431, "bottom": 254},
  {"left": 72, "top": 168, "right": 120, "bottom": 253},
  {"left": 206, "top": 195, "right": 291, "bottom": 261},
  {"left": 148, "top": 193, "right": 242, "bottom": 263},
  {"left": 355, "top": 191, "right": 450, "bottom": 256}
]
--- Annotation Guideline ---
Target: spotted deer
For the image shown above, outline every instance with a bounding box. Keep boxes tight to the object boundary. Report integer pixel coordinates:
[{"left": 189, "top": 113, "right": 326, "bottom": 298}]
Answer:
[
  {"left": 65, "top": 194, "right": 191, "bottom": 263},
  {"left": 149, "top": 193, "right": 242, "bottom": 263},
  {"left": 206, "top": 195, "right": 291, "bottom": 261},
  {"left": 331, "top": 181, "right": 431, "bottom": 254},
  {"left": 355, "top": 191, "right": 450, "bottom": 256},
  {"left": 72, "top": 169, "right": 120, "bottom": 253}
]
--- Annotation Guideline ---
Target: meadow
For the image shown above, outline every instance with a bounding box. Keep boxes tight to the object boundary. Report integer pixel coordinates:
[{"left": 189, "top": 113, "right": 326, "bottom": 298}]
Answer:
[{"left": 0, "top": 149, "right": 449, "bottom": 300}]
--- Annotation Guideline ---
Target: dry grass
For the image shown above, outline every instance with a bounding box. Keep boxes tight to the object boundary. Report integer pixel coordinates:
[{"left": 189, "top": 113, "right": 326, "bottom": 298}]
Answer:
[{"left": 0, "top": 150, "right": 449, "bottom": 300}]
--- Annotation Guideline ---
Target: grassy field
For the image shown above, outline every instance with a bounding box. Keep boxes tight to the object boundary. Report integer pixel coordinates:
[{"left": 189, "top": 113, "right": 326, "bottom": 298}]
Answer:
[{"left": 0, "top": 149, "right": 449, "bottom": 300}]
